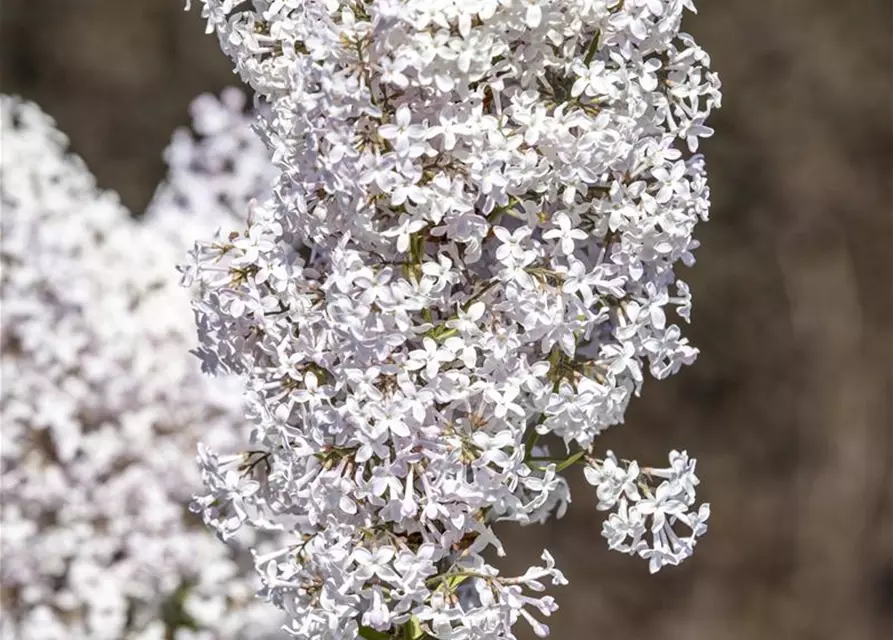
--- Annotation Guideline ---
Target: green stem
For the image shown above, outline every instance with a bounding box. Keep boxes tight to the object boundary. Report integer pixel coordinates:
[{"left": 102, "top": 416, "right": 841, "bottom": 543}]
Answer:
[
  {"left": 582, "top": 30, "right": 602, "bottom": 67},
  {"left": 528, "top": 449, "right": 588, "bottom": 472},
  {"left": 425, "top": 571, "right": 485, "bottom": 588},
  {"left": 524, "top": 423, "right": 541, "bottom": 460},
  {"left": 555, "top": 449, "right": 587, "bottom": 472}
]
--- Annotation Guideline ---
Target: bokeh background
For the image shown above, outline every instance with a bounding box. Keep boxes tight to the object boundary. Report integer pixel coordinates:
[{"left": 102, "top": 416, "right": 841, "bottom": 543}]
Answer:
[{"left": 1, "top": 1, "right": 890, "bottom": 639}]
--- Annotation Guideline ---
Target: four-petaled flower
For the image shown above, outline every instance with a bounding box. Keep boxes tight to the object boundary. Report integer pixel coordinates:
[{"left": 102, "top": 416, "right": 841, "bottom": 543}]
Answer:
[{"left": 543, "top": 212, "right": 588, "bottom": 255}]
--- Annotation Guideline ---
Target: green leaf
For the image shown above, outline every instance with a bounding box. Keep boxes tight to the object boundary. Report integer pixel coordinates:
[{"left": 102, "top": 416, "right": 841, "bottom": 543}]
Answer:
[
  {"left": 404, "top": 616, "right": 425, "bottom": 640},
  {"left": 445, "top": 573, "right": 470, "bottom": 591},
  {"left": 358, "top": 626, "right": 391, "bottom": 640}
]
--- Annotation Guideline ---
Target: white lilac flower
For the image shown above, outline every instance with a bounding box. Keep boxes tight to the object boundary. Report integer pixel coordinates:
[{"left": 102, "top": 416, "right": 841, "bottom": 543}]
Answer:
[
  {"left": 585, "top": 449, "right": 709, "bottom": 573},
  {"left": 0, "top": 94, "right": 283, "bottom": 639},
  {"left": 184, "top": 1, "right": 720, "bottom": 638}
]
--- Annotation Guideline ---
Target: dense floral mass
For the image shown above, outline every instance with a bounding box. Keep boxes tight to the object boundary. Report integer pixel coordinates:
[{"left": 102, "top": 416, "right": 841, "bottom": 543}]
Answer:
[
  {"left": 183, "top": 1, "right": 721, "bottom": 638},
  {"left": 0, "top": 94, "right": 280, "bottom": 639}
]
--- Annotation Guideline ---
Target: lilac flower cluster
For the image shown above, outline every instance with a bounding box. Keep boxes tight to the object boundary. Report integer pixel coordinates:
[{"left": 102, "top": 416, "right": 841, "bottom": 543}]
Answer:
[
  {"left": 0, "top": 94, "right": 280, "bottom": 639},
  {"left": 183, "top": 1, "right": 721, "bottom": 638}
]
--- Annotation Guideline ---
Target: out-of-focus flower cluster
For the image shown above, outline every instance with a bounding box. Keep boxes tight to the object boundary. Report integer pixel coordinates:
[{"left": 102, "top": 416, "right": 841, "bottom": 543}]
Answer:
[
  {"left": 184, "top": 1, "right": 721, "bottom": 638},
  {"left": 0, "top": 94, "right": 282, "bottom": 640},
  {"left": 147, "top": 86, "right": 275, "bottom": 241}
]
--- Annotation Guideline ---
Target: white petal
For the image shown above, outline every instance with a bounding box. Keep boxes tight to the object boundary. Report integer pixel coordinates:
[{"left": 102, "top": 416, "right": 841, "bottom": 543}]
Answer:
[{"left": 526, "top": 4, "right": 543, "bottom": 29}]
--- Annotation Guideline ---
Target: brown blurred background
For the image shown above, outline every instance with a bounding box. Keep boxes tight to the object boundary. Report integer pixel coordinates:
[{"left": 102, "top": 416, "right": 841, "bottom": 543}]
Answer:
[{"left": 1, "top": 1, "right": 890, "bottom": 639}]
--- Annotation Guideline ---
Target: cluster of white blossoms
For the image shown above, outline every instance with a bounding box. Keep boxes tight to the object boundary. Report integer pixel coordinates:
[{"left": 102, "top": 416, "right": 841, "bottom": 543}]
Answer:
[
  {"left": 146, "top": 86, "right": 275, "bottom": 240},
  {"left": 0, "top": 94, "right": 282, "bottom": 639},
  {"left": 184, "top": 1, "right": 721, "bottom": 638}
]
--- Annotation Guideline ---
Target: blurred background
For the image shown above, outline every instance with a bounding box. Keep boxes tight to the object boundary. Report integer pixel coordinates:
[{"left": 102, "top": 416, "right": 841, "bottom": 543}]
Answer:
[{"left": 1, "top": 1, "right": 890, "bottom": 639}]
